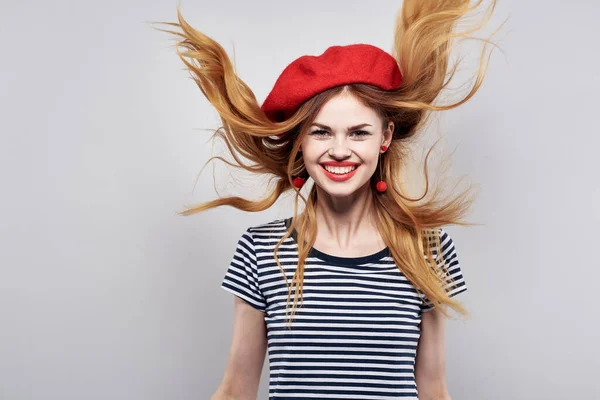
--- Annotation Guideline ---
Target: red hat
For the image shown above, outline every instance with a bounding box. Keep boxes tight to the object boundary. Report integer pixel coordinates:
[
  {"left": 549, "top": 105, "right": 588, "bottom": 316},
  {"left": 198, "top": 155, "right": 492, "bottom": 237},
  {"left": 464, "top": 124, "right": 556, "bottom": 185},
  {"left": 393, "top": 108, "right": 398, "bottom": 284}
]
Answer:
[{"left": 261, "top": 43, "right": 403, "bottom": 123}]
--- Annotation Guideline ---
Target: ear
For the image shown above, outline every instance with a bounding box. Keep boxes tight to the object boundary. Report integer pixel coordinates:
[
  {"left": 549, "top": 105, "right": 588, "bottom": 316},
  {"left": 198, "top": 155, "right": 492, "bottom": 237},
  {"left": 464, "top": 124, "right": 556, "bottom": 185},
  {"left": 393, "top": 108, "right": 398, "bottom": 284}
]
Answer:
[{"left": 383, "top": 121, "right": 394, "bottom": 147}]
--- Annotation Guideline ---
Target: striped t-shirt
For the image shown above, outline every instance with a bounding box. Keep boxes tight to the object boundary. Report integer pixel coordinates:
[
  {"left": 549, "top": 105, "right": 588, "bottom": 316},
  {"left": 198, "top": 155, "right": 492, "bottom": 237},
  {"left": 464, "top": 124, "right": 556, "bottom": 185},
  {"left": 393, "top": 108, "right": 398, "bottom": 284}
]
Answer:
[{"left": 221, "top": 217, "right": 467, "bottom": 399}]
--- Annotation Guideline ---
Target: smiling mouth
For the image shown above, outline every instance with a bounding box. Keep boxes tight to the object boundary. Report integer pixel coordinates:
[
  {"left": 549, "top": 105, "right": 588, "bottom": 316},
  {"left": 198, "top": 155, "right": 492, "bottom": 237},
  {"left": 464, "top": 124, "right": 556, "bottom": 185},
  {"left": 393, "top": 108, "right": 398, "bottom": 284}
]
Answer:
[
  {"left": 319, "top": 163, "right": 360, "bottom": 182},
  {"left": 321, "top": 165, "right": 358, "bottom": 174}
]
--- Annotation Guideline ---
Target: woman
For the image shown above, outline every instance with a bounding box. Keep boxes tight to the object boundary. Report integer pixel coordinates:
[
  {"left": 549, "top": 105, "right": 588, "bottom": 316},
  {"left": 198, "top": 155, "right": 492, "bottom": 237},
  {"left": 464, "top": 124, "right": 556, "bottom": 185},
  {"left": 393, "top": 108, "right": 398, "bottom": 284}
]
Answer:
[{"left": 157, "top": 0, "right": 500, "bottom": 398}]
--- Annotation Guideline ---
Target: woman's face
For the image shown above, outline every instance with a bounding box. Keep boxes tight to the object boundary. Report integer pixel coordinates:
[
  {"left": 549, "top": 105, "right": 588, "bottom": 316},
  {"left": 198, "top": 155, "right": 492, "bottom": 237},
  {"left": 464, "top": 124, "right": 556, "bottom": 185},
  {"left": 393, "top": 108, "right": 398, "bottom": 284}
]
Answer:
[{"left": 300, "top": 92, "right": 393, "bottom": 198}]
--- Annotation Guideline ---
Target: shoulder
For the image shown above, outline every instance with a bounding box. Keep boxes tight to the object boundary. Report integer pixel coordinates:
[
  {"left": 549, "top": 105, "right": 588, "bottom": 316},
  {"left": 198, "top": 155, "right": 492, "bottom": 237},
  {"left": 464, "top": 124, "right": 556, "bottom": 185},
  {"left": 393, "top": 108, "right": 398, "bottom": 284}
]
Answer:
[
  {"left": 228, "top": 219, "right": 287, "bottom": 266},
  {"left": 246, "top": 217, "right": 288, "bottom": 234},
  {"left": 433, "top": 227, "right": 463, "bottom": 281},
  {"left": 424, "top": 227, "right": 461, "bottom": 269},
  {"left": 424, "top": 227, "right": 455, "bottom": 255},
  {"left": 437, "top": 227, "right": 459, "bottom": 256},
  {"left": 236, "top": 217, "right": 290, "bottom": 245}
]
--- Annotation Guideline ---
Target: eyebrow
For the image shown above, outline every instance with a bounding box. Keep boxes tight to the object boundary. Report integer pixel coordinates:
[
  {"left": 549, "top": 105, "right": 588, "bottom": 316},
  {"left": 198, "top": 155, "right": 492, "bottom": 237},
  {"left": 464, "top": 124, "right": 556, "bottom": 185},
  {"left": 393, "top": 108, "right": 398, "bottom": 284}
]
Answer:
[{"left": 311, "top": 123, "right": 372, "bottom": 131}]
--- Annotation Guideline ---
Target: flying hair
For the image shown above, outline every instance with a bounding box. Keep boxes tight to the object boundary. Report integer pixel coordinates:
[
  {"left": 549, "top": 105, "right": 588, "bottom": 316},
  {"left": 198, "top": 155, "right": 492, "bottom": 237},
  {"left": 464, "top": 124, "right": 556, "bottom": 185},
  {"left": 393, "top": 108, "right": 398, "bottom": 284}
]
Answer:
[{"left": 152, "top": 0, "right": 505, "bottom": 323}]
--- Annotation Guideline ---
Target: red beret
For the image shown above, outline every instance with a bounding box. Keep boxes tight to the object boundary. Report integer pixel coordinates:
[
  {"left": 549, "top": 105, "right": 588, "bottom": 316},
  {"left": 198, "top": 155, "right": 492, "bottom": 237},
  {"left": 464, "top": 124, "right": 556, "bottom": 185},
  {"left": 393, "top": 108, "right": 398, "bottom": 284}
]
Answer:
[{"left": 261, "top": 44, "right": 403, "bottom": 122}]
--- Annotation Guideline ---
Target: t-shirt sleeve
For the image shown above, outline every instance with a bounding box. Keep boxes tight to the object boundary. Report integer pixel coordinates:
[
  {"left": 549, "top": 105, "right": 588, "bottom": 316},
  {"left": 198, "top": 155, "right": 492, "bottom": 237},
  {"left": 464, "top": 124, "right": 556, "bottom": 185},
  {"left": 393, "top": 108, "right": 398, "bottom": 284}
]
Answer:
[
  {"left": 220, "top": 229, "right": 266, "bottom": 313},
  {"left": 420, "top": 227, "right": 468, "bottom": 313}
]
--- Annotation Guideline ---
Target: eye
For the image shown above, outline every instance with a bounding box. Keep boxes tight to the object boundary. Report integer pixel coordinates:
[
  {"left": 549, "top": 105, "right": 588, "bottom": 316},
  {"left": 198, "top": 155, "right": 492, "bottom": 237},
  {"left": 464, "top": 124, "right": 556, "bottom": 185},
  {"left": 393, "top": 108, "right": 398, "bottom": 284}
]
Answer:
[
  {"left": 351, "top": 130, "right": 371, "bottom": 138},
  {"left": 310, "top": 129, "right": 330, "bottom": 137}
]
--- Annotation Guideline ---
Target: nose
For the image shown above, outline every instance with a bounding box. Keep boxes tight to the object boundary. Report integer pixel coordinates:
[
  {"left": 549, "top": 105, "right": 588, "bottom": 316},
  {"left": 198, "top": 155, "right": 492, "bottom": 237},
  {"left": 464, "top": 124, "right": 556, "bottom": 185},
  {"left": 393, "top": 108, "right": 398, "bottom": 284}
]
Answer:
[{"left": 328, "top": 137, "right": 351, "bottom": 160}]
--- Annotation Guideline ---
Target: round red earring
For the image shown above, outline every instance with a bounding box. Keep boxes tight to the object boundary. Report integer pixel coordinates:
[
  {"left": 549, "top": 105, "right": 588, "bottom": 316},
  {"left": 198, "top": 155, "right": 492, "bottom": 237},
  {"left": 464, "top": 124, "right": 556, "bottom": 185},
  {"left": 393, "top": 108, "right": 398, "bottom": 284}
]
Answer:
[
  {"left": 376, "top": 145, "right": 388, "bottom": 192},
  {"left": 292, "top": 176, "right": 306, "bottom": 188}
]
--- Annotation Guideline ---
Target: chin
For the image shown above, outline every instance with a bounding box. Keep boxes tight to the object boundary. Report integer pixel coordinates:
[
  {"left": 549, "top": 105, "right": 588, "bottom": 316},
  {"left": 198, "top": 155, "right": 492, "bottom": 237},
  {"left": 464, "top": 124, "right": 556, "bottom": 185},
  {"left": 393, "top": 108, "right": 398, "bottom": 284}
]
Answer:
[{"left": 314, "top": 179, "right": 371, "bottom": 198}]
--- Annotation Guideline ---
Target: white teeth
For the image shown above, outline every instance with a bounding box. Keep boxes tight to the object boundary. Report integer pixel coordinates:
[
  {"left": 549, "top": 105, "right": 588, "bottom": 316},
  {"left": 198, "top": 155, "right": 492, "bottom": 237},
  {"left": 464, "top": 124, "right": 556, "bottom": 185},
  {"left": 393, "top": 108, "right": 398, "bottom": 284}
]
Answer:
[{"left": 323, "top": 165, "right": 357, "bottom": 174}]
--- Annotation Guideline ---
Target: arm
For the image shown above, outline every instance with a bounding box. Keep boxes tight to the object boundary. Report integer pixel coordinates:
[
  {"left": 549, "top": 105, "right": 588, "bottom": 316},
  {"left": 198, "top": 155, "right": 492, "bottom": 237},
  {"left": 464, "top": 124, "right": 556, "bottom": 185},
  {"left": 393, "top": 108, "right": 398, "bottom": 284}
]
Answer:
[
  {"left": 415, "top": 308, "right": 451, "bottom": 400},
  {"left": 212, "top": 296, "right": 267, "bottom": 400}
]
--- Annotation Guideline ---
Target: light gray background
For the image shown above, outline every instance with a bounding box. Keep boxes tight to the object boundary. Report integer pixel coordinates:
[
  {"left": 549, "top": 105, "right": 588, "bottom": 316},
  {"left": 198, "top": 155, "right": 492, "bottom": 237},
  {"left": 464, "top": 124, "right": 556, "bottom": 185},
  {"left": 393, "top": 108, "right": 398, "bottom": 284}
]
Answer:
[{"left": 1, "top": 0, "right": 599, "bottom": 399}]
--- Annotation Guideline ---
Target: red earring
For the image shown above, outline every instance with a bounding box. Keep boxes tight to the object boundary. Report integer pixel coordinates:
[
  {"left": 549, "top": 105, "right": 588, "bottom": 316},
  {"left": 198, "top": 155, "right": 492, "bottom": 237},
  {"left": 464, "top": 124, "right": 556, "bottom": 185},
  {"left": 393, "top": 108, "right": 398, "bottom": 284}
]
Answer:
[
  {"left": 376, "top": 145, "right": 388, "bottom": 193},
  {"left": 376, "top": 181, "right": 387, "bottom": 192},
  {"left": 292, "top": 176, "right": 306, "bottom": 188}
]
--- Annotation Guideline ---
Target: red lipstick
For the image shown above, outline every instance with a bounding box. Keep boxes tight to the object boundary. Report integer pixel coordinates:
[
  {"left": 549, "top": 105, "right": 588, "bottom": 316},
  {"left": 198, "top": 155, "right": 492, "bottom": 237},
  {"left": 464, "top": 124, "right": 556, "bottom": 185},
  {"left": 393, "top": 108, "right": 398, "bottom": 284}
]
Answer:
[
  {"left": 319, "top": 161, "right": 360, "bottom": 182},
  {"left": 320, "top": 161, "right": 360, "bottom": 167}
]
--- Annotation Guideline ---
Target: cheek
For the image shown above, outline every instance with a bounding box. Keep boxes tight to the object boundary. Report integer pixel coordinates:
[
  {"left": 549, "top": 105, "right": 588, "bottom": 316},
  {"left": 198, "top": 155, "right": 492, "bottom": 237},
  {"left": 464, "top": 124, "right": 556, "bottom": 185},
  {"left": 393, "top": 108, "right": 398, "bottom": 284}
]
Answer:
[
  {"left": 300, "top": 141, "right": 325, "bottom": 163},
  {"left": 355, "top": 148, "right": 382, "bottom": 176},
  {"left": 354, "top": 146, "right": 381, "bottom": 164}
]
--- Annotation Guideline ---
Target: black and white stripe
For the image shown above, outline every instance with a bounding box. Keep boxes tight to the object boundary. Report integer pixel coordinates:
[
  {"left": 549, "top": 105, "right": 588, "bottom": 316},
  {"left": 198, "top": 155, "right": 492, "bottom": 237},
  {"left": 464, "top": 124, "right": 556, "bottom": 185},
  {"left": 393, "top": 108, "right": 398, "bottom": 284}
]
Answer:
[{"left": 221, "top": 218, "right": 467, "bottom": 399}]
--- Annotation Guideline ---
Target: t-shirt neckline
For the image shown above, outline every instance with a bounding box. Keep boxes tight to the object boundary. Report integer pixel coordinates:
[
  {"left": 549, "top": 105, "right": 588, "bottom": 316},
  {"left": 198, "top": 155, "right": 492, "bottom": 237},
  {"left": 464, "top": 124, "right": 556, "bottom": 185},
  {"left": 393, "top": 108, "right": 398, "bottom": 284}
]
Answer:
[{"left": 284, "top": 217, "right": 391, "bottom": 266}]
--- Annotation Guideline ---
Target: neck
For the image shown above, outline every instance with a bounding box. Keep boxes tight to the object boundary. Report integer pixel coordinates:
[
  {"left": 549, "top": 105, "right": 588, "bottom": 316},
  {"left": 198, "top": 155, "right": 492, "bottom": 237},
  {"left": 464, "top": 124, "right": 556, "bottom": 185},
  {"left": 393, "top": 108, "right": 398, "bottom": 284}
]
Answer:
[{"left": 311, "top": 182, "right": 380, "bottom": 249}]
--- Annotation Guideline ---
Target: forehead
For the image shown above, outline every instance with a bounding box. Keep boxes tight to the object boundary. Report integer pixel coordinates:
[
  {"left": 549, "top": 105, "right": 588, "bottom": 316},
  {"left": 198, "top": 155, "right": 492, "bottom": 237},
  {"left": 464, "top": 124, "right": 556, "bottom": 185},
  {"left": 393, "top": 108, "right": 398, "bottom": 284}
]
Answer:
[{"left": 313, "top": 93, "right": 381, "bottom": 127}]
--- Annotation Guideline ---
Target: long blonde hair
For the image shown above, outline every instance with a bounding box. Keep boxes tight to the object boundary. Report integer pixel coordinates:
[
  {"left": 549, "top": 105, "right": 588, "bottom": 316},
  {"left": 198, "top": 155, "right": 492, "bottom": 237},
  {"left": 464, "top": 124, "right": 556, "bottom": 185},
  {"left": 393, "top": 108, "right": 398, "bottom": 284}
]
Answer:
[{"left": 154, "top": 0, "right": 503, "bottom": 321}]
